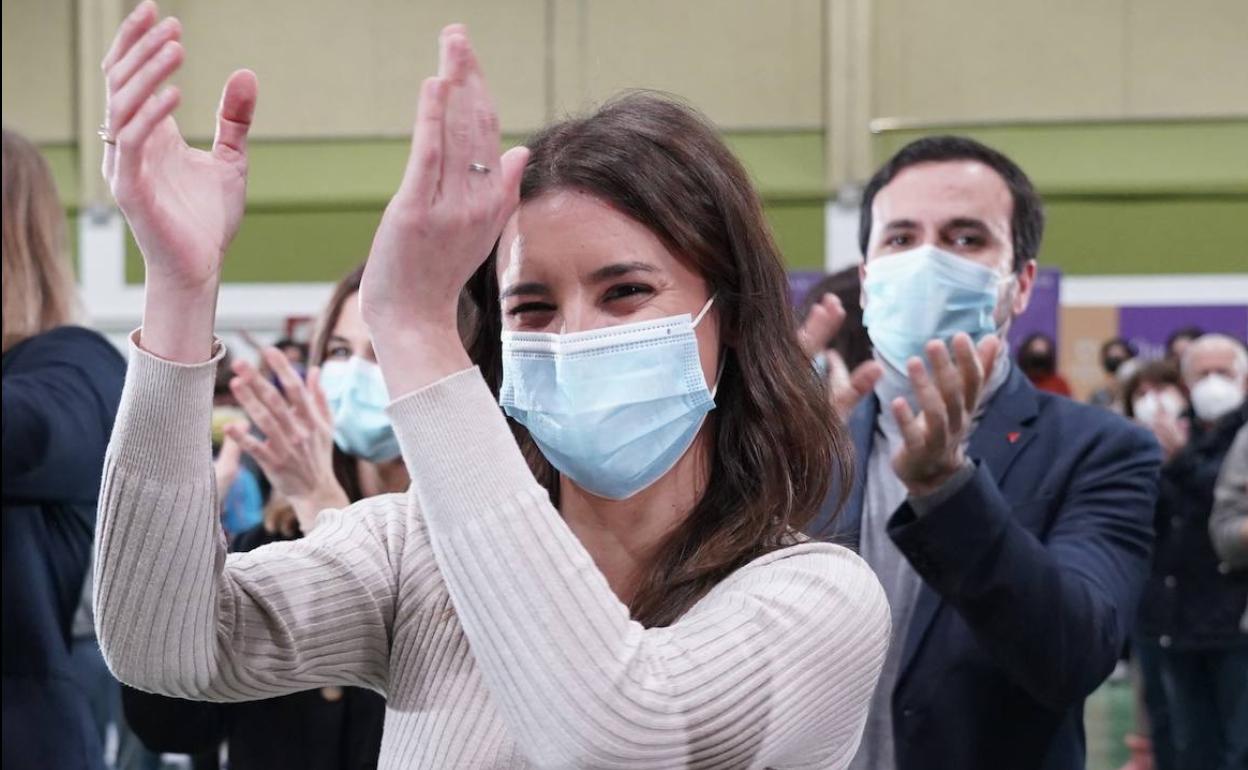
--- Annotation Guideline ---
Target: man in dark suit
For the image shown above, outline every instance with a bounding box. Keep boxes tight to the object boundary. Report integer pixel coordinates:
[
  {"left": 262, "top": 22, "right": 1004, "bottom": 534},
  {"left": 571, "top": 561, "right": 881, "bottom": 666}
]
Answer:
[{"left": 803, "top": 136, "right": 1162, "bottom": 770}]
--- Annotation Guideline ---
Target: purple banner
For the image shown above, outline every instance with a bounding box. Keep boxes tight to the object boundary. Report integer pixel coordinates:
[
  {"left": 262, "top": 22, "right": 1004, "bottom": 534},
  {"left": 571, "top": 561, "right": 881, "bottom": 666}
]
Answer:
[
  {"left": 1119, "top": 305, "right": 1248, "bottom": 360},
  {"left": 1007, "top": 267, "right": 1062, "bottom": 352},
  {"left": 788, "top": 270, "right": 828, "bottom": 309}
]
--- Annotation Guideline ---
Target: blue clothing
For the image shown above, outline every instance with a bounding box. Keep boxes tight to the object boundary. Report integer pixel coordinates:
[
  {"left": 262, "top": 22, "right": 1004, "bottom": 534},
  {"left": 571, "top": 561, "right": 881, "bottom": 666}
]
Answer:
[
  {"left": 2, "top": 327, "right": 126, "bottom": 770},
  {"left": 811, "top": 366, "right": 1161, "bottom": 770},
  {"left": 220, "top": 464, "right": 264, "bottom": 538},
  {"left": 1135, "top": 636, "right": 1178, "bottom": 770},
  {"left": 1161, "top": 646, "right": 1248, "bottom": 770}
]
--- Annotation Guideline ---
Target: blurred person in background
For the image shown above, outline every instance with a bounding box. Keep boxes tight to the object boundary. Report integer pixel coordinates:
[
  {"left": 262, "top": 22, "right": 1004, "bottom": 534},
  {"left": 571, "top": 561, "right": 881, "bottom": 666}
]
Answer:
[
  {"left": 1089, "top": 336, "right": 1138, "bottom": 409},
  {"left": 210, "top": 351, "right": 265, "bottom": 539},
  {"left": 805, "top": 135, "right": 1161, "bottom": 770},
  {"left": 1121, "top": 360, "right": 1190, "bottom": 770},
  {"left": 273, "top": 336, "right": 309, "bottom": 368},
  {"left": 122, "top": 265, "right": 401, "bottom": 769},
  {"left": 1017, "top": 331, "right": 1072, "bottom": 397},
  {"left": 1133, "top": 334, "right": 1247, "bottom": 770},
  {"left": 1165, "top": 326, "right": 1205, "bottom": 364},
  {"left": 1, "top": 128, "right": 127, "bottom": 769},
  {"left": 798, "top": 267, "right": 883, "bottom": 415}
]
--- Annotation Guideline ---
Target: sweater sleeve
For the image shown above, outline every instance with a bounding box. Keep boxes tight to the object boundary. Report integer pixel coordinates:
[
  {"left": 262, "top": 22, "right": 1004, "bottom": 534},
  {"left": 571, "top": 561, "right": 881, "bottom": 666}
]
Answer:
[
  {"left": 94, "top": 333, "right": 399, "bottom": 702},
  {"left": 389, "top": 367, "right": 891, "bottom": 769}
]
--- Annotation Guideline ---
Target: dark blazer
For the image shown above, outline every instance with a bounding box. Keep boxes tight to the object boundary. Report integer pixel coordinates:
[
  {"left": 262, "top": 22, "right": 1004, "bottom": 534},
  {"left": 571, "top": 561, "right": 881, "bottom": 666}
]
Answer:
[
  {"left": 122, "top": 524, "right": 386, "bottom": 770},
  {"left": 1137, "top": 403, "right": 1248, "bottom": 649},
  {"left": 811, "top": 366, "right": 1161, "bottom": 770},
  {"left": 2, "top": 327, "right": 126, "bottom": 770}
]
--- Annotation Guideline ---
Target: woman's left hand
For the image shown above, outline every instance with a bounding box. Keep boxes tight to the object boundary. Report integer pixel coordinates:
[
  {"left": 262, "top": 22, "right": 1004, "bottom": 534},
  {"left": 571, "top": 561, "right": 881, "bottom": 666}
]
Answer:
[{"left": 361, "top": 25, "right": 528, "bottom": 394}]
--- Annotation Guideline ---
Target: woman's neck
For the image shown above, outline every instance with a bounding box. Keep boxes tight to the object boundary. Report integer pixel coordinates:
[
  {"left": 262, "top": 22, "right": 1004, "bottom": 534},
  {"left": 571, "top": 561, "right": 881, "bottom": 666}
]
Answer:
[
  {"left": 357, "top": 456, "right": 411, "bottom": 497},
  {"left": 559, "top": 427, "right": 712, "bottom": 605}
]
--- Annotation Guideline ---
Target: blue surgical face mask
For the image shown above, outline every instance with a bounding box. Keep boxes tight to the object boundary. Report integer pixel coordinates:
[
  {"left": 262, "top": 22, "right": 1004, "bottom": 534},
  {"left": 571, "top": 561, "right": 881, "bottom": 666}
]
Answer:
[
  {"left": 862, "top": 244, "right": 1009, "bottom": 374},
  {"left": 499, "top": 297, "right": 717, "bottom": 500},
  {"left": 319, "top": 357, "right": 402, "bottom": 463}
]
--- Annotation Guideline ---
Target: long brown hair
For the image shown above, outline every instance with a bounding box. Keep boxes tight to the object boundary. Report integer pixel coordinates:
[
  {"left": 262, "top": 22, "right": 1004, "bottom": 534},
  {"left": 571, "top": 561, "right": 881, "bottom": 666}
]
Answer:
[
  {"left": 310, "top": 263, "right": 480, "bottom": 503},
  {"left": 309, "top": 264, "right": 368, "bottom": 503},
  {"left": 466, "top": 92, "right": 852, "bottom": 627},
  {"left": 2, "top": 128, "right": 79, "bottom": 352}
]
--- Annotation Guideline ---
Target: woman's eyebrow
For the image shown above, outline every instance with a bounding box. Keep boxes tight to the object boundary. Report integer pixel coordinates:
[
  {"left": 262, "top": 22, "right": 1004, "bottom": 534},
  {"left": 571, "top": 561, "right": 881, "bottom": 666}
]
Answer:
[
  {"left": 587, "top": 261, "right": 658, "bottom": 283},
  {"left": 499, "top": 281, "right": 552, "bottom": 300}
]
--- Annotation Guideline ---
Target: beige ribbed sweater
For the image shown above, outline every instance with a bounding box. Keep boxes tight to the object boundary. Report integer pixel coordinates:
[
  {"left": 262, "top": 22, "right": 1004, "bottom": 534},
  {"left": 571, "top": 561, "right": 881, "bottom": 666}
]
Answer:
[{"left": 94, "top": 337, "right": 890, "bottom": 769}]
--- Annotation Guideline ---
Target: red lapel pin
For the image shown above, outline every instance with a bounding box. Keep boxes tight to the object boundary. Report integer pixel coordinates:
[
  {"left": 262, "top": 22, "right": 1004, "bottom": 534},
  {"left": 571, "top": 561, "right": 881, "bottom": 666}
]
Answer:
[{"left": 1007, "top": 431, "right": 1021, "bottom": 444}]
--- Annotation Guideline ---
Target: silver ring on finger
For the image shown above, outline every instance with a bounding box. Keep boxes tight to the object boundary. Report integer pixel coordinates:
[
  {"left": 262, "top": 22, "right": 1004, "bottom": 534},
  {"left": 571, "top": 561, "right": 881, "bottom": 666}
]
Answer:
[
  {"left": 97, "top": 124, "right": 117, "bottom": 145},
  {"left": 468, "top": 162, "right": 491, "bottom": 174}
]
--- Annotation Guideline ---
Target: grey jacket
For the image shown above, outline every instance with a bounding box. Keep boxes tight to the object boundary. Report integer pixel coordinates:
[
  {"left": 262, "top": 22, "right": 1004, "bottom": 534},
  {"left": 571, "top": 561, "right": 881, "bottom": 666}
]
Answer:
[{"left": 1210, "top": 423, "right": 1248, "bottom": 630}]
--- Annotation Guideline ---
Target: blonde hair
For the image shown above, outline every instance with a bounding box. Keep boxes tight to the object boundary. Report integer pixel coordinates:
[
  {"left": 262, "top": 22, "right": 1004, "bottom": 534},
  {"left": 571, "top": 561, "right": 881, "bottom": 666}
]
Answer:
[{"left": 2, "top": 128, "right": 78, "bottom": 352}]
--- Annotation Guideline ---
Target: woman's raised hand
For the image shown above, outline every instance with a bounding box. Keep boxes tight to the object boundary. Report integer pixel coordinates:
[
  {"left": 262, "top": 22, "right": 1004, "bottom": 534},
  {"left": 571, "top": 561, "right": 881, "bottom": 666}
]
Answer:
[
  {"left": 361, "top": 26, "right": 529, "bottom": 395},
  {"left": 223, "top": 348, "right": 347, "bottom": 533},
  {"left": 101, "top": 1, "right": 257, "bottom": 361}
]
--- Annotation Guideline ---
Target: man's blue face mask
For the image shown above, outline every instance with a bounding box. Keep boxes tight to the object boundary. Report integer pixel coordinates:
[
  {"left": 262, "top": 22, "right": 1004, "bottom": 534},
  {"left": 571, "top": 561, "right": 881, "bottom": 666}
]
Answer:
[
  {"left": 861, "top": 245, "right": 1010, "bottom": 373},
  {"left": 498, "top": 297, "right": 717, "bottom": 500}
]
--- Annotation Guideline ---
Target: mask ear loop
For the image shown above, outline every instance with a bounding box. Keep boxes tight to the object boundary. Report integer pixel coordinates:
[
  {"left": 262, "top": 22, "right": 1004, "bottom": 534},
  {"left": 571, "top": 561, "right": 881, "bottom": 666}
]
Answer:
[
  {"left": 692, "top": 294, "right": 717, "bottom": 328},
  {"left": 690, "top": 294, "right": 722, "bottom": 398}
]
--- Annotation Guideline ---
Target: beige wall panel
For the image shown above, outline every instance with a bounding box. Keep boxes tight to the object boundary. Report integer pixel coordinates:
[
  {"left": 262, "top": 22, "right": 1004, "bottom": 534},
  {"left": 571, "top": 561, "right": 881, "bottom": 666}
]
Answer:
[
  {"left": 558, "top": 0, "right": 824, "bottom": 129},
  {"left": 1125, "top": 0, "right": 1248, "bottom": 116},
  {"left": 2, "top": 0, "right": 76, "bottom": 142},
  {"left": 550, "top": 0, "right": 583, "bottom": 121},
  {"left": 1060, "top": 306, "right": 1119, "bottom": 403},
  {"left": 160, "top": 0, "right": 547, "bottom": 139},
  {"left": 872, "top": 0, "right": 1127, "bottom": 122}
]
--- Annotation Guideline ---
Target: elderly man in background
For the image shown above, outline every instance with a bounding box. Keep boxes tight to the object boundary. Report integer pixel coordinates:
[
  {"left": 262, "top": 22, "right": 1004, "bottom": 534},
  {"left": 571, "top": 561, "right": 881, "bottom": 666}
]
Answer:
[{"left": 1142, "top": 333, "right": 1248, "bottom": 770}]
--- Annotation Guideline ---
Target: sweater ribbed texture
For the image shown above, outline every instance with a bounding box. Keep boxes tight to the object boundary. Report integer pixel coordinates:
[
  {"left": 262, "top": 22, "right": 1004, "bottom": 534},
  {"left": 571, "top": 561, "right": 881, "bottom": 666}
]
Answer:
[{"left": 95, "top": 336, "right": 890, "bottom": 769}]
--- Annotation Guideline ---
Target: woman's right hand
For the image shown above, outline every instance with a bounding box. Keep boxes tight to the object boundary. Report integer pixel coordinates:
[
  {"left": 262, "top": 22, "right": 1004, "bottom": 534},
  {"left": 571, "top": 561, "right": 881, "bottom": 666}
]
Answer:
[
  {"left": 101, "top": 1, "right": 257, "bottom": 362},
  {"left": 223, "top": 348, "right": 348, "bottom": 533}
]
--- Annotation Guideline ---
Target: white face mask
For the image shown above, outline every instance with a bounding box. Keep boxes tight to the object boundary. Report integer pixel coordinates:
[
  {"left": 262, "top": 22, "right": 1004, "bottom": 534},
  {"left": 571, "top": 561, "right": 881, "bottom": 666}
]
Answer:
[
  {"left": 1189, "top": 373, "right": 1246, "bottom": 422},
  {"left": 1132, "top": 390, "right": 1186, "bottom": 426}
]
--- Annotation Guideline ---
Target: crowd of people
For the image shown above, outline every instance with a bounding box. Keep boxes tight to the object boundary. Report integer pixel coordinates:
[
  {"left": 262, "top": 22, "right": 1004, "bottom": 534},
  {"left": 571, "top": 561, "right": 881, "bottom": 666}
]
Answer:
[{"left": 3, "top": 4, "right": 1246, "bottom": 769}]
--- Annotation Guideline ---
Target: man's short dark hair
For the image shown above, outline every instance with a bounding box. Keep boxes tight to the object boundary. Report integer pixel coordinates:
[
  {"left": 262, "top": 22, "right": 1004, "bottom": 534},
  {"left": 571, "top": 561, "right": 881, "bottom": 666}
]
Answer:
[{"left": 858, "top": 135, "right": 1045, "bottom": 272}]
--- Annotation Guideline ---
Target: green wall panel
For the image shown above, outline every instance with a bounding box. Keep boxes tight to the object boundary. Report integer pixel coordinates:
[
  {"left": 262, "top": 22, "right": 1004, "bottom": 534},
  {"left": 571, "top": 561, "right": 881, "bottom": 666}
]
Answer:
[
  {"left": 124, "top": 130, "right": 829, "bottom": 282},
  {"left": 765, "top": 201, "right": 825, "bottom": 270},
  {"left": 124, "top": 200, "right": 828, "bottom": 282},
  {"left": 40, "top": 143, "right": 79, "bottom": 207},
  {"left": 872, "top": 119, "right": 1248, "bottom": 196},
  {"left": 871, "top": 119, "right": 1248, "bottom": 276},
  {"left": 125, "top": 208, "right": 384, "bottom": 284},
  {"left": 724, "top": 132, "right": 826, "bottom": 199},
  {"left": 1042, "top": 195, "right": 1247, "bottom": 275}
]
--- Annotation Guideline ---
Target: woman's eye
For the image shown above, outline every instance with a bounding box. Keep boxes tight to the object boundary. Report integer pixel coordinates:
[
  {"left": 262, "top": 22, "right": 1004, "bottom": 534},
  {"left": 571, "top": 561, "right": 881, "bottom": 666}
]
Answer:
[
  {"left": 326, "top": 346, "right": 351, "bottom": 360},
  {"left": 507, "top": 302, "right": 556, "bottom": 317},
  {"left": 603, "top": 283, "right": 653, "bottom": 302}
]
